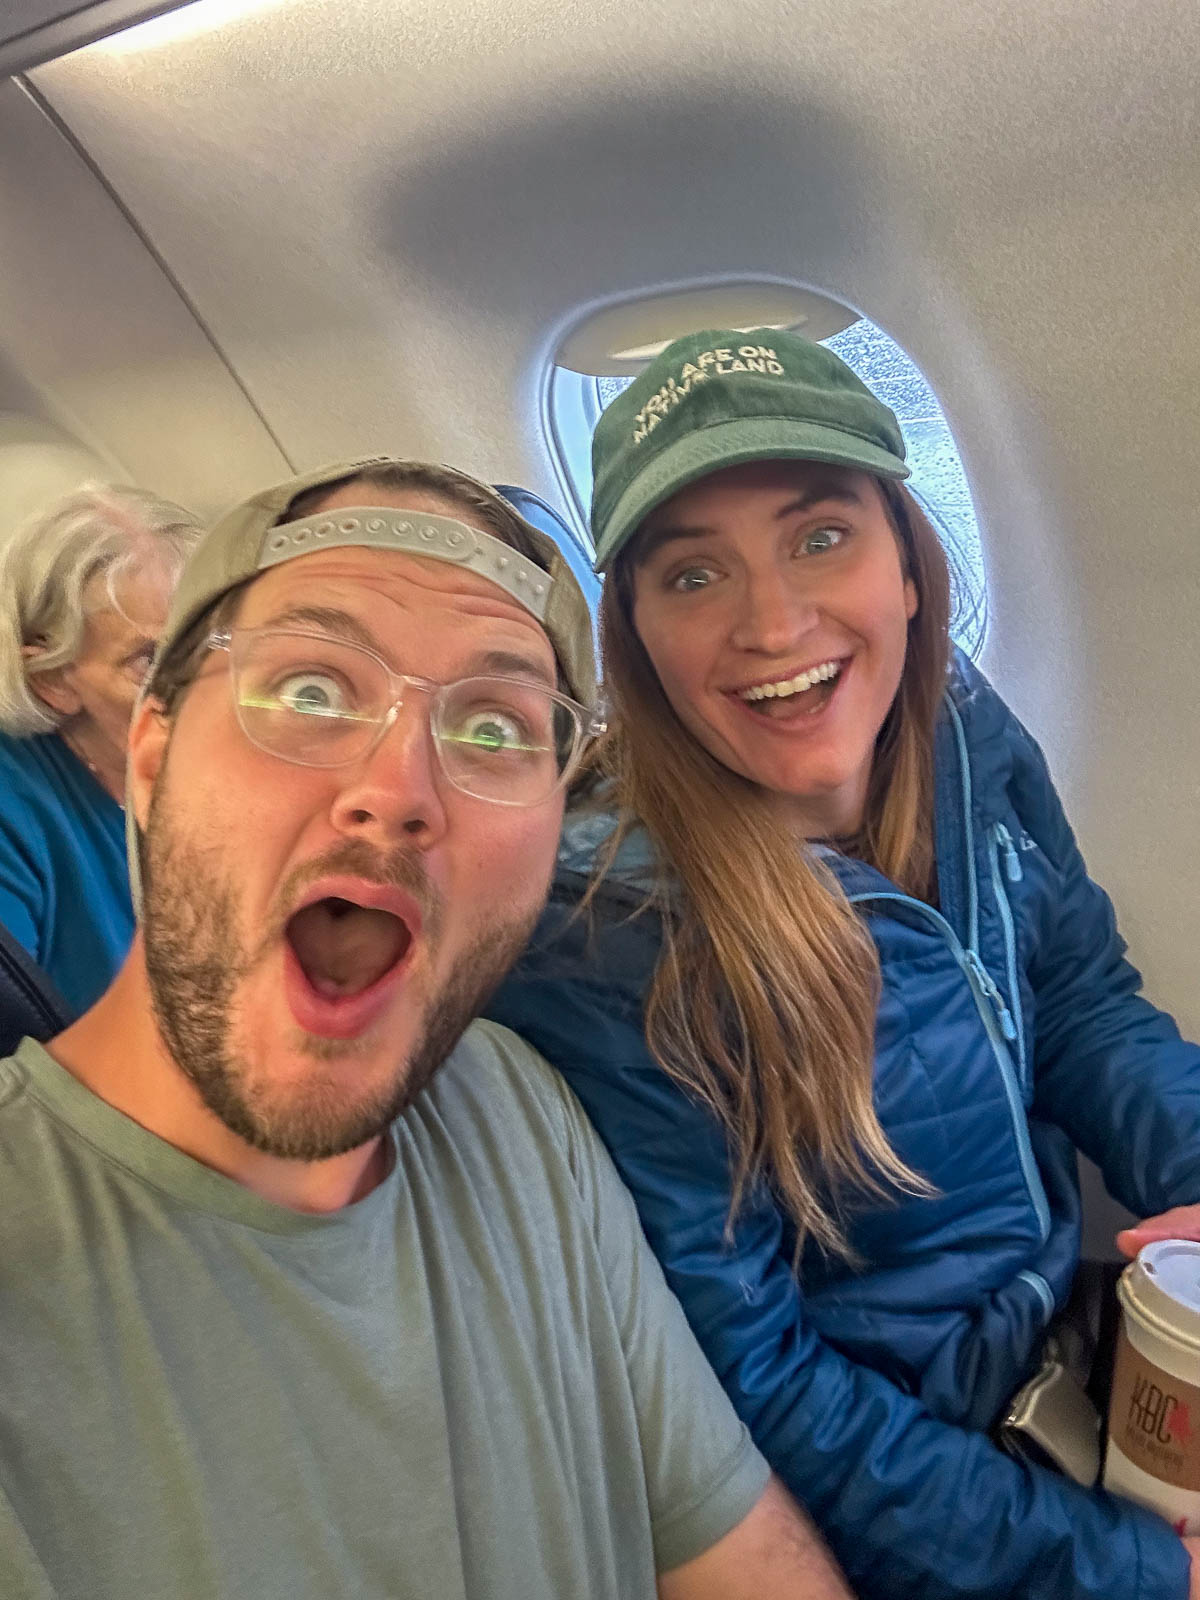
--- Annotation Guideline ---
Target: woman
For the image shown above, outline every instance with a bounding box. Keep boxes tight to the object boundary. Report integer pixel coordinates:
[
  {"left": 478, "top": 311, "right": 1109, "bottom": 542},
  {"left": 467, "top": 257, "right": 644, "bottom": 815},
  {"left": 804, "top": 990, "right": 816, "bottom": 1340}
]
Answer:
[
  {"left": 0, "top": 484, "right": 201, "bottom": 1013},
  {"left": 489, "top": 328, "right": 1200, "bottom": 1600}
]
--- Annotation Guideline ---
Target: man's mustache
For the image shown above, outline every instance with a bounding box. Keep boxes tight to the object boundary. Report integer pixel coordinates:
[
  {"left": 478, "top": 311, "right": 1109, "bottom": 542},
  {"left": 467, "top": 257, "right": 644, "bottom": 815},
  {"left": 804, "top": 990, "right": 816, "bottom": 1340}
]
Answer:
[{"left": 260, "top": 838, "right": 444, "bottom": 955}]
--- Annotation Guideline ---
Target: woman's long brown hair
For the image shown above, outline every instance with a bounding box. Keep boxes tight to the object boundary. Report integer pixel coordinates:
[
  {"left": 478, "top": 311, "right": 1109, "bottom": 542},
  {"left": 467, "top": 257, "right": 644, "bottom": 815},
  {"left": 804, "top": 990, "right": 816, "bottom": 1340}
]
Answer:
[{"left": 593, "top": 480, "right": 951, "bottom": 1257}]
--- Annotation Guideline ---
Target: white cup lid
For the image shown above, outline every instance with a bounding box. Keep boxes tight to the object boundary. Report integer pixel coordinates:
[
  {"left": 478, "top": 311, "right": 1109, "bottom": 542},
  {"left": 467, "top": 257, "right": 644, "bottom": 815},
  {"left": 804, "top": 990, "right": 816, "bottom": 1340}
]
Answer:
[{"left": 1139, "top": 1239, "right": 1200, "bottom": 1315}]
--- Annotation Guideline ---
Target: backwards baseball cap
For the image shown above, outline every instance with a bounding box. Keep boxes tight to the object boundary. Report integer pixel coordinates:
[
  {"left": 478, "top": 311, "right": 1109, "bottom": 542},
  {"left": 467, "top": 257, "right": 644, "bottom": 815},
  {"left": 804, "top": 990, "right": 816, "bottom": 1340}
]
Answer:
[
  {"left": 590, "top": 326, "right": 910, "bottom": 571},
  {"left": 148, "top": 457, "right": 597, "bottom": 707}
]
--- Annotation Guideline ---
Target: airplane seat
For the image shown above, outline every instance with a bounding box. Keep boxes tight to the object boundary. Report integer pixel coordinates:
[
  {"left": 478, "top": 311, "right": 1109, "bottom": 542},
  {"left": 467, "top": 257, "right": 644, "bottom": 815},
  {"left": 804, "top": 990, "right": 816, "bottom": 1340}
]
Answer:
[
  {"left": 493, "top": 483, "right": 602, "bottom": 619},
  {"left": 1077, "top": 1153, "right": 1136, "bottom": 1265},
  {"left": 0, "top": 919, "right": 73, "bottom": 1057}
]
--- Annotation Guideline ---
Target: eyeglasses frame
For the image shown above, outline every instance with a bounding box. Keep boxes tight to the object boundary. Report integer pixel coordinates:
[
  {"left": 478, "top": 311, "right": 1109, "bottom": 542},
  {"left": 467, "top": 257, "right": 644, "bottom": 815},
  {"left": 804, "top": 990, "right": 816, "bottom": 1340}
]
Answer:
[{"left": 203, "top": 625, "right": 605, "bottom": 807}]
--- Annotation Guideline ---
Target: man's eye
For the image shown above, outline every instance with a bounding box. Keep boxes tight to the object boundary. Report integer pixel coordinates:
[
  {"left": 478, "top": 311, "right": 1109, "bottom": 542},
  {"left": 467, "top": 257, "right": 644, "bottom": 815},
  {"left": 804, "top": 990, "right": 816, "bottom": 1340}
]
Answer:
[
  {"left": 274, "top": 672, "right": 348, "bottom": 716},
  {"left": 799, "top": 527, "right": 845, "bottom": 556},
  {"left": 446, "top": 709, "right": 534, "bottom": 753}
]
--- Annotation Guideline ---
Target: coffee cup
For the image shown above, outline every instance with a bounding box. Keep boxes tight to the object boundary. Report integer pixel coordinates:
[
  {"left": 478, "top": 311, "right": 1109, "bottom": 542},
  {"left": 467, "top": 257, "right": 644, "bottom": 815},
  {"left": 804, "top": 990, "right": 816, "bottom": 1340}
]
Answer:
[{"left": 1105, "top": 1239, "right": 1200, "bottom": 1534}]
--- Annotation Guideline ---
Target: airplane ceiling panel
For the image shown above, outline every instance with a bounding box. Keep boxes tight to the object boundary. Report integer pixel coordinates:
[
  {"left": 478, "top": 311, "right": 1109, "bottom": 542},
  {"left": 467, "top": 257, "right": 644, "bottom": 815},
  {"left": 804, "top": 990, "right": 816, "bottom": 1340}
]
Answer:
[
  {"left": 24, "top": 0, "right": 1199, "bottom": 501},
  {"left": 5, "top": 0, "right": 1199, "bottom": 1026}
]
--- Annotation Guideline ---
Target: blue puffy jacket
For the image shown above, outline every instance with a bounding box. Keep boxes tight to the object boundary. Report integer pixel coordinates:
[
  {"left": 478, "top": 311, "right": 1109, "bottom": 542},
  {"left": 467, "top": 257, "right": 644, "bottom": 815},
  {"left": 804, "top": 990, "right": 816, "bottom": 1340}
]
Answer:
[{"left": 488, "top": 650, "right": 1200, "bottom": 1600}]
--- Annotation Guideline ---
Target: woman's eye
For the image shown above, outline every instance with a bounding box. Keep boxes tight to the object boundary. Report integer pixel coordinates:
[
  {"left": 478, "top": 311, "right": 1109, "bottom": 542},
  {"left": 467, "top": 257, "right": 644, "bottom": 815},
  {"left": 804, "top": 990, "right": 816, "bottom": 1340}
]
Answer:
[
  {"left": 274, "top": 672, "right": 348, "bottom": 716},
  {"left": 669, "top": 566, "right": 715, "bottom": 593},
  {"left": 125, "top": 648, "right": 156, "bottom": 683},
  {"left": 799, "top": 526, "right": 845, "bottom": 557}
]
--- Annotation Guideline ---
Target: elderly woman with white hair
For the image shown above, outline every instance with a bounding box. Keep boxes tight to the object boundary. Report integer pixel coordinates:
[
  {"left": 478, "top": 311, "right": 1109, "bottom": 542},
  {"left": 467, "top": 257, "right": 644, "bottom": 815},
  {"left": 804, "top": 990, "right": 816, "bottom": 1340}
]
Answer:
[{"left": 0, "top": 484, "right": 201, "bottom": 1013}]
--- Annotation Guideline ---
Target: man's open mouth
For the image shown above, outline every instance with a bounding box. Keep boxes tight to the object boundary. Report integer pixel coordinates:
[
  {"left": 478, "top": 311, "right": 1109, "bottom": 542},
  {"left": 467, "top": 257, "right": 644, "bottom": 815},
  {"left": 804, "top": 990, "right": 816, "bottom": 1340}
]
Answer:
[{"left": 286, "top": 897, "right": 413, "bottom": 1000}]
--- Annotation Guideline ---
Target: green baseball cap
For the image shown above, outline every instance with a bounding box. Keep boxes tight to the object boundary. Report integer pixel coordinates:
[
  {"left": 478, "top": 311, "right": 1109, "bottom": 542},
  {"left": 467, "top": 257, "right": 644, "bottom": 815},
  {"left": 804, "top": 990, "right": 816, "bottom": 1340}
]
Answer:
[
  {"left": 148, "top": 456, "right": 597, "bottom": 708},
  {"left": 590, "top": 326, "right": 910, "bottom": 571}
]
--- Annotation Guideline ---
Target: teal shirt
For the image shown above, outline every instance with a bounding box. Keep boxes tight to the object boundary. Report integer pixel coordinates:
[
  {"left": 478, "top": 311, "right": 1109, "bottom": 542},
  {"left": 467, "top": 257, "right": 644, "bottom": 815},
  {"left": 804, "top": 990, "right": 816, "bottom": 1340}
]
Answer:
[
  {"left": 0, "top": 1024, "right": 768, "bottom": 1600},
  {"left": 0, "top": 729, "right": 131, "bottom": 1016}
]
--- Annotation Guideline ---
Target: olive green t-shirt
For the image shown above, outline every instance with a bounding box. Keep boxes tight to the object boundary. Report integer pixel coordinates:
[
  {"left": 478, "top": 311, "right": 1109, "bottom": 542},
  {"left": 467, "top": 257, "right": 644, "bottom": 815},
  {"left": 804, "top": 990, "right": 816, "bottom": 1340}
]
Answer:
[{"left": 0, "top": 1024, "right": 768, "bottom": 1600}]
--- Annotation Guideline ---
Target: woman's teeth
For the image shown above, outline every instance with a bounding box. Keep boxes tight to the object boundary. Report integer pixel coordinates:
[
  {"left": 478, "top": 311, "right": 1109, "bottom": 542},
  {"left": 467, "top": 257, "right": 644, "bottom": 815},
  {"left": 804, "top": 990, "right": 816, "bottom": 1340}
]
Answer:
[{"left": 740, "top": 661, "right": 842, "bottom": 702}]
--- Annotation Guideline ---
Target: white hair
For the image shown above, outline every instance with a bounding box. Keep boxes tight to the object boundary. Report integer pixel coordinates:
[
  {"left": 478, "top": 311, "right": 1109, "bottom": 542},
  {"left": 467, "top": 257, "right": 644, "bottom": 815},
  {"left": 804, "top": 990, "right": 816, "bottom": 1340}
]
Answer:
[{"left": 0, "top": 483, "right": 203, "bottom": 737}]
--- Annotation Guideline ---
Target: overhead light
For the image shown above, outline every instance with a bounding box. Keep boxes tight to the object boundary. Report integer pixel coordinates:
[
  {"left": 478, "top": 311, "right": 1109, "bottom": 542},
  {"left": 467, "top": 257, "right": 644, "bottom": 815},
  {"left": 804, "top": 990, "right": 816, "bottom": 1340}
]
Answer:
[
  {"left": 608, "top": 323, "right": 807, "bottom": 365},
  {"left": 558, "top": 282, "right": 857, "bottom": 376},
  {"left": 90, "top": 0, "right": 286, "bottom": 55}
]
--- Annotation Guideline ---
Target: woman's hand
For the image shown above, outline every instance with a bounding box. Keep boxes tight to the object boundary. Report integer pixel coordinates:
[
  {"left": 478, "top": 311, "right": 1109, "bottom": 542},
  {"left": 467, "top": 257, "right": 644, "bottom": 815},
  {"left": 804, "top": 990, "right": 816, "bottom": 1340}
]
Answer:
[
  {"left": 1183, "top": 1535, "right": 1200, "bottom": 1598},
  {"left": 1116, "top": 1204, "right": 1200, "bottom": 1258}
]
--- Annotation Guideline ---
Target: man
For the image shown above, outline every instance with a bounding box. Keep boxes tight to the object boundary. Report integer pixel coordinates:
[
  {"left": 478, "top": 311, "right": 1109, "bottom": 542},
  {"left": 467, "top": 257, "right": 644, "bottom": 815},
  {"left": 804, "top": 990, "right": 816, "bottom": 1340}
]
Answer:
[{"left": 0, "top": 457, "right": 853, "bottom": 1600}]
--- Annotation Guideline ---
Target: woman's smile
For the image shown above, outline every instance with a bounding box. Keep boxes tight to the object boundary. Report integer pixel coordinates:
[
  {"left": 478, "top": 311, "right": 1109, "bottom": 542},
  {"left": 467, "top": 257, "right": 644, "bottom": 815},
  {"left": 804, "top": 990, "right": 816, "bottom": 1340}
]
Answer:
[{"left": 730, "top": 656, "right": 848, "bottom": 719}]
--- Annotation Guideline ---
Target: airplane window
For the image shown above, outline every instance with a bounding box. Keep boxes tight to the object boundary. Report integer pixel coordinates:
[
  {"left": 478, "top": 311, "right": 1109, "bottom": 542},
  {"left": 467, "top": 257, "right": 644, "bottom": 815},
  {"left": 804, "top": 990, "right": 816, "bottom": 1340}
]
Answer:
[{"left": 546, "top": 318, "right": 987, "bottom": 657}]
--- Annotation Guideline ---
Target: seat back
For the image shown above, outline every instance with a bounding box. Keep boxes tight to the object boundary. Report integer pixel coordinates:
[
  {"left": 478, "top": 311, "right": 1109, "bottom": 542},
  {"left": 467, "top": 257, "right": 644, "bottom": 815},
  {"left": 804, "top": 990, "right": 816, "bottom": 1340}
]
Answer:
[
  {"left": 0, "top": 921, "right": 73, "bottom": 1056},
  {"left": 493, "top": 483, "right": 602, "bottom": 622}
]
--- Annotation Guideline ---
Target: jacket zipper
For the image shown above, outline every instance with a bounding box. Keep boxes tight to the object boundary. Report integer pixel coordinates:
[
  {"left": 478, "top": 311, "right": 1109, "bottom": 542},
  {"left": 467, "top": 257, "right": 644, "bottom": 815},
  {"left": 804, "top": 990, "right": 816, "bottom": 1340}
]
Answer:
[
  {"left": 946, "top": 700, "right": 980, "bottom": 952},
  {"left": 995, "top": 821, "right": 1023, "bottom": 883},
  {"left": 912, "top": 702, "right": 1053, "bottom": 1316},
  {"left": 945, "top": 704, "right": 1038, "bottom": 1147},
  {"left": 848, "top": 888, "right": 1055, "bottom": 1320},
  {"left": 990, "top": 823, "right": 1029, "bottom": 1092}
]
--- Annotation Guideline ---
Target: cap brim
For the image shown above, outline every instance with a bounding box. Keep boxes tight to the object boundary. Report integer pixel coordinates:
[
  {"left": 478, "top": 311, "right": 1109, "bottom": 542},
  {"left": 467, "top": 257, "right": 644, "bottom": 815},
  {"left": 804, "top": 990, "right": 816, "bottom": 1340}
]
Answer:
[{"left": 593, "top": 417, "right": 910, "bottom": 571}]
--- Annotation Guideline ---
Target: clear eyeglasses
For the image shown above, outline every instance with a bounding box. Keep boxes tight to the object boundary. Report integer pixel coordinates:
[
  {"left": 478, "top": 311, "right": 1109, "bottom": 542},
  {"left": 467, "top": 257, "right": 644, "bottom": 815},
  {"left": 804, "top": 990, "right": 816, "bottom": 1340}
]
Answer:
[{"left": 206, "top": 627, "right": 605, "bottom": 807}]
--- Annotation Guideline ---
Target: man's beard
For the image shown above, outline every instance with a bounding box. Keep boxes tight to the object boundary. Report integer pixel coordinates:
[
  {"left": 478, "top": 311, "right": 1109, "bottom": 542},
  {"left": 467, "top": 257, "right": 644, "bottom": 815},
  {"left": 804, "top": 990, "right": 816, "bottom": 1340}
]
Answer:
[{"left": 140, "top": 780, "right": 540, "bottom": 1162}]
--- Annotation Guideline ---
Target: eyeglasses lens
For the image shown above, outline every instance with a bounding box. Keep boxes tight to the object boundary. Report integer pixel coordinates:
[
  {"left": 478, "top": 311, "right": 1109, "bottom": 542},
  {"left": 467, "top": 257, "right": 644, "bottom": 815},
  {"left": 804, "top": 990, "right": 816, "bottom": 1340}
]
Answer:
[
  {"left": 230, "top": 631, "right": 579, "bottom": 804},
  {"left": 435, "top": 678, "right": 575, "bottom": 803},
  {"left": 233, "top": 632, "right": 384, "bottom": 767}
]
